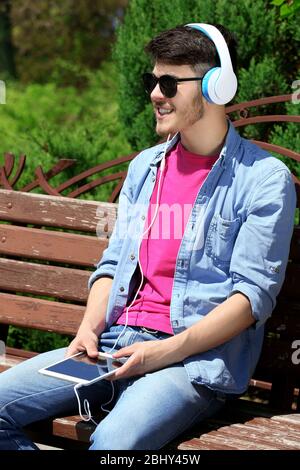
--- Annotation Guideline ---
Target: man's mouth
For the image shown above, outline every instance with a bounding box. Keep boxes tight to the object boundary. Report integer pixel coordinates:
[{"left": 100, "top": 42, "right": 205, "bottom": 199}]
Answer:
[{"left": 155, "top": 107, "right": 174, "bottom": 118}]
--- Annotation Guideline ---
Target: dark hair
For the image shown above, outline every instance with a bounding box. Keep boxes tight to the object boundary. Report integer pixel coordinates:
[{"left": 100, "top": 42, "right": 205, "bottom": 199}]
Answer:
[{"left": 145, "top": 24, "right": 237, "bottom": 75}]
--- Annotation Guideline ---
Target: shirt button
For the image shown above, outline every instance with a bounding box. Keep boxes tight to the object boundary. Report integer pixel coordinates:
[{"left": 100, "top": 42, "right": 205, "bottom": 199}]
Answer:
[
  {"left": 130, "top": 254, "right": 135, "bottom": 261},
  {"left": 119, "top": 286, "right": 125, "bottom": 292},
  {"left": 152, "top": 176, "right": 156, "bottom": 182},
  {"left": 141, "top": 215, "right": 145, "bottom": 220}
]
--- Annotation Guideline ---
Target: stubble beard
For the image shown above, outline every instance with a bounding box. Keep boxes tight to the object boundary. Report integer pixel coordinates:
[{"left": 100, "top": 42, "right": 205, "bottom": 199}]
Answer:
[
  {"left": 156, "top": 93, "right": 204, "bottom": 138},
  {"left": 181, "top": 93, "right": 204, "bottom": 131}
]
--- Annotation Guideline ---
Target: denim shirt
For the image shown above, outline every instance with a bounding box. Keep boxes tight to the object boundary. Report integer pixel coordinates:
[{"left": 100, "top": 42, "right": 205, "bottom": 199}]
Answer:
[{"left": 89, "top": 120, "right": 296, "bottom": 395}]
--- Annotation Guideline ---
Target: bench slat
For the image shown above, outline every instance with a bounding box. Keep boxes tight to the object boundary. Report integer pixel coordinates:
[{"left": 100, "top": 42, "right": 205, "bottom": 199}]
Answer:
[
  {"left": 0, "top": 225, "right": 106, "bottom": 267},
  {"left": 0, "top": 293, "right": 83, "bottom": 334},
  {"left": 0, "top": 189, "right": 117, "bottom": 233},
  {"left": 53, "top": 416, "right": 96, "bottom": 442},
  {"left": 0, "top": 258, "right": 90, "bottom": 301},
  {"left": 0, "top": 348, "right": 38, "bottom": 371},
  {"left": 178, "top": 436, "right": 242, "bottom": 450},
  {"left": 248, "top": 417, "right": 300, "bottom": 434},
  {"left": 211, "top": 424, "right": 300, "bottom": 450},
  {"left": 26, "top": 415, "right": 93, "bottom": 447},
  {"left": 182, "top": 431, "right": 286, "bottom": 450},
  {"left": 0, "top": 353, "right": 25, "bottom": 371}
]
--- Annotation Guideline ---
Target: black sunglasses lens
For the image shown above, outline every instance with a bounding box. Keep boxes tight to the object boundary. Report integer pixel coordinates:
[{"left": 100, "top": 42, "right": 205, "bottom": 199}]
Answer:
[
  {"left": 160, "top": 75, "right": 177, "bottom": 98},
  {"left": 142, "top": 73, "right": 157, "bottom": 94},
  {"left": 142, "top": 73, "right": 177, "bottom": 98}
]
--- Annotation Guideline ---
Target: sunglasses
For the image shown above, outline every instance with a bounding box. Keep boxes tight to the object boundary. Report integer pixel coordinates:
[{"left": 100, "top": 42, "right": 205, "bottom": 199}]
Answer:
[{"left": 142, "top": 72, "right": 204, "bottom": 98}]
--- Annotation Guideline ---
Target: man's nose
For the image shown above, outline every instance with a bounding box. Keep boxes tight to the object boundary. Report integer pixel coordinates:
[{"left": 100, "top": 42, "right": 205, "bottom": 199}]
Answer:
[{"left": 150, "top": 82, "right": 165, "bottom": 101}]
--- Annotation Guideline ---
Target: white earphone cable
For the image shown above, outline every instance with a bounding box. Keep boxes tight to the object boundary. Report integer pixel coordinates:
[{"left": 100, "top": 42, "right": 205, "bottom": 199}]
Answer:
[
  {"left": 106, "top": 133, "right": 173, "bottom": 354},
  {"left": 74, "top": 133, "right": 175, "bottom": 423},
  {"left": 74, "top": 378, "right": 116, "bottom": 424}
]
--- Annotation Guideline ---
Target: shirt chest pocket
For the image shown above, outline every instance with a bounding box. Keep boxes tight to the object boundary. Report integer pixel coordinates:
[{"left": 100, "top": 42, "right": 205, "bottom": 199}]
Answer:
[{"left": 205, "top": 214, "right": 241, "bottom": 267}]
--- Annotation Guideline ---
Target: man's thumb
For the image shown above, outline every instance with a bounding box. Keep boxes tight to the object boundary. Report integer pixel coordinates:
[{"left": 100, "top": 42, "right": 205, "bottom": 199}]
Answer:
[{"left": 86, "top": 343, "right": 99, "bottom": 358}]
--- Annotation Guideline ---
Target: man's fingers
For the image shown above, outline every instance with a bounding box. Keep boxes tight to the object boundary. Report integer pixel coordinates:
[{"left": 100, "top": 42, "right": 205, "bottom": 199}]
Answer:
[
  {"left": 86, "top": 343, "right": 99, "bottom": 358},
  {"left": 112, "top": 345, "right": 135, "bottom": 358},
  {"left": 109, "top": 362, "right": 131, "bottom": 380},
  {"left": 66, "top": 346, "right": 82, "bottom": 358},
  {"left": 65, "top": 345, "right": 79, "bottom": 357}
]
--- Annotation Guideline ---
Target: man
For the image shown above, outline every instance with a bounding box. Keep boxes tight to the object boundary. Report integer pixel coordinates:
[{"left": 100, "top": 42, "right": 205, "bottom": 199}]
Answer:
[{"left": 0, "top": 23, "right": 296, "bottom": 450}]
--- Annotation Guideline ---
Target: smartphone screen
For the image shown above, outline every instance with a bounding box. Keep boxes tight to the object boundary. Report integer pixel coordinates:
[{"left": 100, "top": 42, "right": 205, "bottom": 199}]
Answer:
[{"left": 39, "top": 352, "right": 124, "bottom": 383}]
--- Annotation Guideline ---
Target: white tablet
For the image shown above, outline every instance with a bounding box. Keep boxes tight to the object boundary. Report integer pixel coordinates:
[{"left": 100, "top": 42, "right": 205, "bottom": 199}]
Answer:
[{"left": 38, "top": 351, "right": 127, "bottom": 385}]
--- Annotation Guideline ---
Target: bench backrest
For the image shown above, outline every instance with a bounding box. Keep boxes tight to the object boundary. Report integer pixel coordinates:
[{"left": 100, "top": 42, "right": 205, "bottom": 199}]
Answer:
[{"left": 0, "top": 190, "right": 117, "bottom": 336}]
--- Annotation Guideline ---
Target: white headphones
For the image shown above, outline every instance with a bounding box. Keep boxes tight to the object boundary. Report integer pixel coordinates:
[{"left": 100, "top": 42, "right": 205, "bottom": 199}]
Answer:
[{"left": 185, "top": 23, "right": 237, "bottom": 105}]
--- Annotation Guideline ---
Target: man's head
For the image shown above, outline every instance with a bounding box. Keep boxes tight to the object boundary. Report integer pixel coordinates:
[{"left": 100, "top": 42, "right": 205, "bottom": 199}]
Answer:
[{"left": 144, "top": 24, "right": 237, "bottom": 138}]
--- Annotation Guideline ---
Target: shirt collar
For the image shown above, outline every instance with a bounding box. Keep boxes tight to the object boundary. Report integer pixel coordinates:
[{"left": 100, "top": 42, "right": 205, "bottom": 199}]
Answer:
[
  {"left": 150, "top": 119, "right": 242, "bottom": 171},
  {"left": 150, "top": 133, "right": 180, "bottom": 169}
]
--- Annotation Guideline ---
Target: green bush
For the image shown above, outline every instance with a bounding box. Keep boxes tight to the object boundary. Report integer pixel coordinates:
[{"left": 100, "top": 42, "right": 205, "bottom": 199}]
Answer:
[
  {"left": 113, "top": 0, "right": 300, "bottom": 169},
  {"left": 0, "top": 60, "right": 132, "bottom": 201},
  {"left": 270, "top": 101, "right": 300, "bottom": 177},
  {"left": 7, "top": 327, "right": 71, "bottom": 353}
]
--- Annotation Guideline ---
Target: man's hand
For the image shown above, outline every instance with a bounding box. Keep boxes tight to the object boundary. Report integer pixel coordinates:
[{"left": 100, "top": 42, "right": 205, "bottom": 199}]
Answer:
[
  {"left": 65, "top": 276, "right": 112, "bottom": 358},
  {"left": 108, "top": 338, "right": 181, "bottom": 380},
  {"left": 66, "top": 325, "right": 100, "bottom": 358}
]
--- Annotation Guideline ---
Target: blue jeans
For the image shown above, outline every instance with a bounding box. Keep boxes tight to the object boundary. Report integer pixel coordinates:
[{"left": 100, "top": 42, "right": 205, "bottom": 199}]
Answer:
[{"left": 0, "top": 325, "right": 225, "bottom": 450}]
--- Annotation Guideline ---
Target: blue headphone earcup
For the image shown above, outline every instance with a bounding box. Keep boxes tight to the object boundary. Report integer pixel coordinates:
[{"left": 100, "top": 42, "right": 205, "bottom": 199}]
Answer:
[{"left": 202, "top": 66, "right": 221, "bottom": 103}]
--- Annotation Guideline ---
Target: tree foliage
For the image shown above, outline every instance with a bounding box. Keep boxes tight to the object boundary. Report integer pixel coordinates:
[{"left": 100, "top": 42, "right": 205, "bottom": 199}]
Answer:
[
  {"left": 9, "top": 0, "right": 128, "bottom": 84},
  {"left": 0, "top": 61, "right": 132, "bottom": 201},
  {"left": 113, "top": 0, "right": 300, "bottom": 155},
  {"left": 271, "top": 0, "right": 300, "bottom": 17}
]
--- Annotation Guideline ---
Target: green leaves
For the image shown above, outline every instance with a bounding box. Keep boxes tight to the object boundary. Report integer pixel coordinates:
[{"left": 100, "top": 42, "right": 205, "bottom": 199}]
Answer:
[
  {"left": 9, "top": 0, "right": 128, "bottom": 84},
  {"left": 0, "top": 61, "right": 132, "bottom": 198},
  {"left": 271, "top": 0, "right": 300, "bottom": 17},
  {"left": 7, "top": 326, "right": 71, "bottom": 353},
  {"left": 271, "top": 0, "right": 285, "bottom": 6}
]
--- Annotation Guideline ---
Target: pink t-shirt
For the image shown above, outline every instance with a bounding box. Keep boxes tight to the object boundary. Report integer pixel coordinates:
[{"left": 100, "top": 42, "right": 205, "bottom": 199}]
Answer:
[{"left": 116, "top": 141, "right": 219, "bottom": 334}]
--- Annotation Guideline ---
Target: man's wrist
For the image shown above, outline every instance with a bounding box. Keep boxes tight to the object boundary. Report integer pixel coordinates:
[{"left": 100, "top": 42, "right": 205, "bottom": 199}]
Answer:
[
  {"left": 163, "top": 333, "right": 189, "bottom": 364},
  {"left": 79, "top": 316, "right": 105, "bottom": 336}
]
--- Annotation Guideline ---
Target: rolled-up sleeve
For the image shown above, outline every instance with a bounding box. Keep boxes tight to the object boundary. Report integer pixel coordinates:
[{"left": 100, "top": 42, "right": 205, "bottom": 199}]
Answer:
[
  {"left": 88, "top": 158, "right": 135, "bottom": 289},
  {"left": 228, "top": 168, "right": 296, "bottom": 329}
]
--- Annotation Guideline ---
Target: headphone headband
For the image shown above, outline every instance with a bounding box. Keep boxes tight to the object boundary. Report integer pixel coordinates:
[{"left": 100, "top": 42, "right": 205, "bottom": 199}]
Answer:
[{"left": 185, "top": 23, "right": 237, "bottom": 104}]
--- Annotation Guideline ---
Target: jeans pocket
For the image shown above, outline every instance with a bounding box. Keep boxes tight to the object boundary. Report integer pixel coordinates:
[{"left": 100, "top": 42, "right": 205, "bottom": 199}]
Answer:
[{"left": 205, "top": 214, "right": 241, "bottom": 267}]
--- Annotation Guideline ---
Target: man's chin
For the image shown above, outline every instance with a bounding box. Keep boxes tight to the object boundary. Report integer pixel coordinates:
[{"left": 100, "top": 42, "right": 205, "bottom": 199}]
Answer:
[
  {"left": 155, "top": 123, "right": 178, "bottom": 138},
  {"left": 156, "top": 128, "right": 166, "bottom": 138}
]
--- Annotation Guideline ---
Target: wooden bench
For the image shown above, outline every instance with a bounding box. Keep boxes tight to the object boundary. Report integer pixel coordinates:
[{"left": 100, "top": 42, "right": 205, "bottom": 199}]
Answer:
[{"left": 0, "top": 94, "right": 300, "bottom": 450}]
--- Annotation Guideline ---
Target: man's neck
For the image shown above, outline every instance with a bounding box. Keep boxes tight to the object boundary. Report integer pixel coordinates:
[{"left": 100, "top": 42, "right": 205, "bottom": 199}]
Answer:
[{"left": 180, "top": 114, "right": 228, "bottom": 157}]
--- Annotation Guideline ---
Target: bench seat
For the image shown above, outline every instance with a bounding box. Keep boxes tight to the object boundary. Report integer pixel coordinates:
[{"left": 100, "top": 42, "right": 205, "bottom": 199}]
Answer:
[
  {"left": 177, "top": 413, "right": 300, "bottom": 450},
  {"left": 25, "top": 400, "right": 300, "bottom": 450},
  {"left": 2, "top": 345, "right": 299, "bottom": 450}
]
